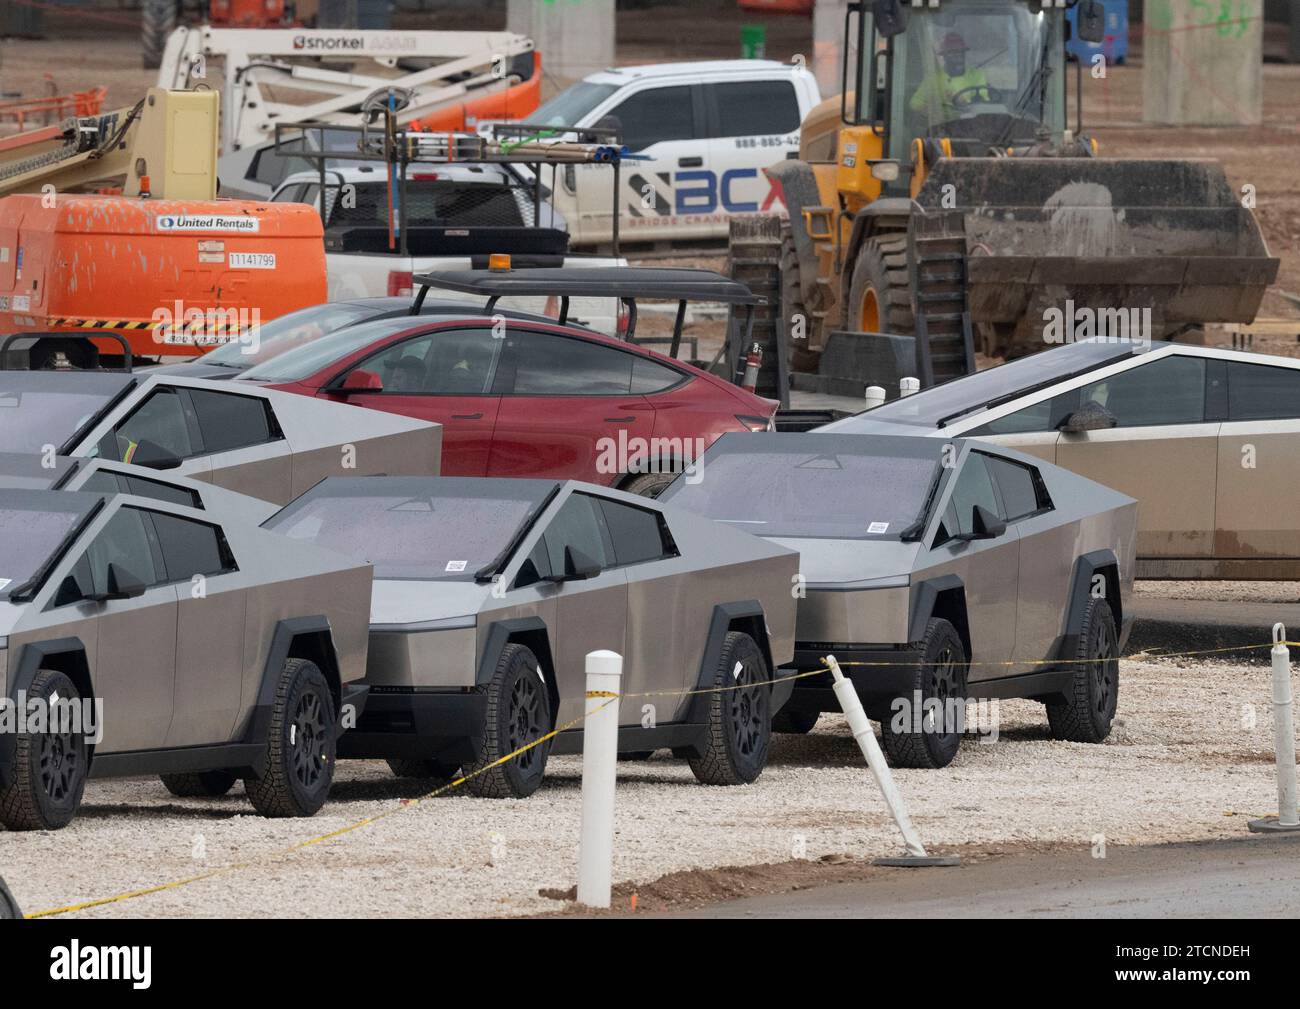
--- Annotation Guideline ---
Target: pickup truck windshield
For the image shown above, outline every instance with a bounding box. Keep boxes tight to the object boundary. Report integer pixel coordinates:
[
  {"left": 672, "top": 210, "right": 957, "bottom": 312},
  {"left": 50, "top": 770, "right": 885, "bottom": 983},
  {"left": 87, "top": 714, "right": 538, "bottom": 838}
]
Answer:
[
  {"left": 0, "top": 492, "right": 92, "bottom": 599},
  {"left": 0, "top": 372, "right": 132, "bottom": 454}
]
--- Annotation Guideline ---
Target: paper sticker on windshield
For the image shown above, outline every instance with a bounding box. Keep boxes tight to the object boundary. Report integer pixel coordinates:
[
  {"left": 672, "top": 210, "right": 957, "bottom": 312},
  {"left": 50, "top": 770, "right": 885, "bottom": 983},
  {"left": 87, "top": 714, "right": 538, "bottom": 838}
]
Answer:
[
  {"left": 445, "top": 560, "right": 467, "bottom": 572},
  {"left": 867, "top": 522, "right": 889, "bottom": 534}
]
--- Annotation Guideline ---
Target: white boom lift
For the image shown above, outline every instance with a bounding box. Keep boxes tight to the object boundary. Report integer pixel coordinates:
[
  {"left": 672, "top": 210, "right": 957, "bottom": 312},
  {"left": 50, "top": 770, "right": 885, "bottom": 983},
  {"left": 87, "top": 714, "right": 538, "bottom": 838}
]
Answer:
[{"left": 156, "top": 27, "right": 537, "bottom": 153}]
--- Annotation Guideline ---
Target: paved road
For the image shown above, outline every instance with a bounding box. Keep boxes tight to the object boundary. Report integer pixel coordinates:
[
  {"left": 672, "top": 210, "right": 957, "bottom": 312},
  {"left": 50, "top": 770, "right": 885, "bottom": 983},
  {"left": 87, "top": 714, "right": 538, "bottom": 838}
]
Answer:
[
  {"left": 657, "top": 835, "right": 1300, "bottom": 918},
  {"left": 1128, "top": 596, "right": 1300, "bottom": 659}
]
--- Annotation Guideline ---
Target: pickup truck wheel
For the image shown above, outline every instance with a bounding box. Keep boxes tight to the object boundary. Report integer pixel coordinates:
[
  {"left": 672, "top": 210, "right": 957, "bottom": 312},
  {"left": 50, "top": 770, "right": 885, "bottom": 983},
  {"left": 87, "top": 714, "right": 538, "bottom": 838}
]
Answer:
[
  {"left": 689, "top": 631, "right": 772, "bottom": 786},
  {"left": 1047, "top": 597, "right": 1119, "bottom": 743},
  {"left": 387, "top": 758, "right": 460, "bottom": 781},
  {"left": 880, "top": 618, "right": 968, "bottom": 769},
  {"left": 463, "top": 644, "right": 551, "bottom": 798},
  {"left": 772, "top": 705, "right": 819, "bottom": 734},
  {"left": 160, "top": 770, "right": 237, "bottom": 798},
  {"left": 0, "top": 669, "right": 88, "bottom": 831},
  {"left": 245, "top": 658, "right": 336, "bottom": 818}
]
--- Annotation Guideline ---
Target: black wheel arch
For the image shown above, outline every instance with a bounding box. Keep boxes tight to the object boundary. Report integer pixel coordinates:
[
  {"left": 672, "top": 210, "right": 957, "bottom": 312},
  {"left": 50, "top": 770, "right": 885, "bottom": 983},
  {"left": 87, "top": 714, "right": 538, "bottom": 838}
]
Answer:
[
  {"left": 684, "top": 601, "right": 775, "bottom": 725},
  {"left": 1058, "top": 549, "right": 1123, "bottom": 661},
  {"left": 477, "top": 617, "right": 559, "bottom": 725},
  {"left": 0, "top": 637, "right": 94, "bottom": 790},
  {"left": 246, "top": 617, "right": 343, "bottom": 761},
  {"left": 908, "top": 574, "right": 971, "bottom": 658}
]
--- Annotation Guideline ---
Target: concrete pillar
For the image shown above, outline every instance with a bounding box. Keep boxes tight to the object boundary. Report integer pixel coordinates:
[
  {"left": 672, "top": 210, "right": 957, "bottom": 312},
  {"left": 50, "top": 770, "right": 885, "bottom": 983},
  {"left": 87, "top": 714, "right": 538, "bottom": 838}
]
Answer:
[
  {"left": 508, "top": 0, "right": 616, "bottom": 91},
  {"left": 813, "top": 0, "right": 851, "bottom": 100},
  {"left": 1143, "top": 0, "right": 1264, "bottom": 126}
]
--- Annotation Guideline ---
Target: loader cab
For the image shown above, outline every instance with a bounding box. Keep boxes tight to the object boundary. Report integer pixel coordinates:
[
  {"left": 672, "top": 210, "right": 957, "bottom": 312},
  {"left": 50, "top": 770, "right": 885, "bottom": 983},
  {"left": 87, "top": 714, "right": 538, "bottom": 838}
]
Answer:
[{"left": 849, "top": 0, "right": 1070, "bottom": 177}]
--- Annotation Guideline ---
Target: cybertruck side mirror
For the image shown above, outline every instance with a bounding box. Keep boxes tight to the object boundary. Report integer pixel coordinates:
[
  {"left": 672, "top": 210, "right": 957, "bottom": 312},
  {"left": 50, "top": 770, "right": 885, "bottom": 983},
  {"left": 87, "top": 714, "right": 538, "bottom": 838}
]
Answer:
[
  {"left": 85, "top": 563, "right": 147, "bottom": 603},
  {"left": 871, "top": 0, "right": 907, "bottom": 37},
  {"left": 130, "top": 439, "right": 183, "bottom": 471},
  {"left": 1060, "top": 400, "right": 1118, "bottom": 434},
  {"left": 1077, "top": 0, "right": 1107, "bottom": 44},
  {"left": 956, "top": 504, "right": 1006, "bottom": 542},
  {"left": 546, "top": 545, "right": 602, "bottom": 583}
]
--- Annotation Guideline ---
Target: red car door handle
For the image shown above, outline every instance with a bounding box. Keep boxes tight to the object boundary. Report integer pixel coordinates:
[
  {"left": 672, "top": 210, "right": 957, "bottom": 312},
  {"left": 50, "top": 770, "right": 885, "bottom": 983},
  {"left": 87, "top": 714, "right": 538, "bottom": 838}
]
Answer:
[
  {"left": 605, "top": 416, "right": 636, "bottom": 423},
  {"left": 451, "top": 413, "right": 483, "bottom": 420}
]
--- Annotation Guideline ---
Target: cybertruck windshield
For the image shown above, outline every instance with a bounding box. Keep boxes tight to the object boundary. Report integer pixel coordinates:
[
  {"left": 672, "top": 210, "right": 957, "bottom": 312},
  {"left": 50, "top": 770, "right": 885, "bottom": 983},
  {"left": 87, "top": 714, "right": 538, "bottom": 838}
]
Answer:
[
  {"left": 662, "top": 435, "right": 942, "bottom": 540},
  {"left": 264, "top": 477, "right": 556, "bottom": 581},
  {"left": 882, "top": 1, "right": 1066, "bottom": 157},
  {"left": 825, "top": 339, "right": 1137, "bottom": 431},
  {"left": 0, "top": 372, "right": 134, "bottom": 455},
  {"left": 0, "top": 490, "right": 98, "bottom": 599}
]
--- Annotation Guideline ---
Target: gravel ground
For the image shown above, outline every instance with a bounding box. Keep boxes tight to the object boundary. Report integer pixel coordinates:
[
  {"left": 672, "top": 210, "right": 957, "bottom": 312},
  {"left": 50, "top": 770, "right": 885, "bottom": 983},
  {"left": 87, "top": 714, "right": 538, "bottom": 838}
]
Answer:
[{"left": 0, "top": 651, "right": 1288, "bottom": 919}]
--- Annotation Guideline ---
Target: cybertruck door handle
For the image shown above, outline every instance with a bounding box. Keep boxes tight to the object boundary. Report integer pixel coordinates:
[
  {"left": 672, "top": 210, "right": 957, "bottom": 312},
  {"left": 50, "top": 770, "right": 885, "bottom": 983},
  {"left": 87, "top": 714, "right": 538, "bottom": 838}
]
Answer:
[
  {"left": 451, "top": 413, "right": 483, "bottom": 420},
  {"left": 677, "top": 156, "right": 703, "bottom": 168}
]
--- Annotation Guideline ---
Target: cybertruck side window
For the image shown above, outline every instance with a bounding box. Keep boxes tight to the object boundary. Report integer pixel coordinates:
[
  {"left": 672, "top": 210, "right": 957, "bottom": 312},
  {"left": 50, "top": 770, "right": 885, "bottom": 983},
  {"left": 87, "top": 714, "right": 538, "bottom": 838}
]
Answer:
[
  {"left": 598, "top": 498, "right": 678, "bottom": 567},
  {"left": 984, "top": 455, "right": 1052, "bottom": 521},
  {"left": 934, "top": 454, "right": 1001, "bottom": 547},
  {"left": 100, "top": 388, "right": 195, "bottom": 464},
  {"left": 1225, "top": 361, "right": 1300, "bottom": 422},
  {"left": 148, "top": 511, "right": 237, "bottom": 583},
  {"left": 72, "top": 507, "right": 161, "bottom": 602},
  {"left": 188, "top": 390, "right": 281, "bottom": 454},
  {"left": 542, "top": 494, "right": 612, "bottom": 573},
  {"left": 79, "top": 470, "right": 202, "bottom": 509},
  {"left": 1077, "top": 356, "right": 1207, "bottom": 428}
]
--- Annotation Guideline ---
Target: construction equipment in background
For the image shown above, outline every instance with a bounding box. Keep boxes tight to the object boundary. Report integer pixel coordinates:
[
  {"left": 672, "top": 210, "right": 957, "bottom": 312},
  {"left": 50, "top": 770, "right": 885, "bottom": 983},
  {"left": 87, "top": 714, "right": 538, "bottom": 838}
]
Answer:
[
  {"left": 142, "top": 0, "right": 305, "bottom": 70},
  {"left": 0, "top": 88, "right": 326, "bottom": 367},
  {"left": 745, "top": 0, "right": 1279, "bottom": 399},
  {"left": 0, "top": 77, "right": 107, "bottom": 133},
  {"left": 157, "top": 27, "right": 541, "bottom": 161}
]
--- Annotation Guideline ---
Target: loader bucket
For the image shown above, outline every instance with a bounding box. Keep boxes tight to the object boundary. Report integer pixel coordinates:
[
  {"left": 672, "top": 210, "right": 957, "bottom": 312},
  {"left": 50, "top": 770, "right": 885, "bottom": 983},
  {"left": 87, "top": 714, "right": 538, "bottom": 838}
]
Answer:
[{"left": 915, "top": 158, "right": 1279, "bottom": 337}]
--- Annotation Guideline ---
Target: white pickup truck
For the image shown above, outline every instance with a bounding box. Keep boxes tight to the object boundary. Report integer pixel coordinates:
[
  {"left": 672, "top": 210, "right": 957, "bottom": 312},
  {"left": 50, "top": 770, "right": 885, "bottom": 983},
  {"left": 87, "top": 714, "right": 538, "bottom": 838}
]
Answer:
[
  {"left": 271, "top": 163, "right": 625, "bottom": 331},
  {"left": 526, "top": 60, "right": 822, "bottom": 246}
]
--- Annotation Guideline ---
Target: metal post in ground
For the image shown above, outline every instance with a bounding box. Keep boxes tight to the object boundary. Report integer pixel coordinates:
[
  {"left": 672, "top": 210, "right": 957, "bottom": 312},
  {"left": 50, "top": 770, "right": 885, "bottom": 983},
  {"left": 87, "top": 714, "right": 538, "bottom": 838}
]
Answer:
[
  {"left": 577, "top": 650, "right": 623, "bottom": 907},
  {"left": 864, "top": 385, "right": 886, "bottom": 409},
  {"left": 900, "top": 377, "right": 920, "bottom": 397},
  {"left": 1249, "top": 624, "right": 1300, "bottom": 833},
  {"left": 826, "top": 655, "right": 960, "bottom": 867}
]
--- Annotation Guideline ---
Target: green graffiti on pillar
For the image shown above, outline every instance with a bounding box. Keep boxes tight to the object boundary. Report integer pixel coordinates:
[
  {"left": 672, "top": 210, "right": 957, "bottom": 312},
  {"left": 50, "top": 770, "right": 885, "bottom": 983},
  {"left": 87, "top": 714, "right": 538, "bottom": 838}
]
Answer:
[{"left": 1148, "top": 0, "right": 1173, "bottom": 32}]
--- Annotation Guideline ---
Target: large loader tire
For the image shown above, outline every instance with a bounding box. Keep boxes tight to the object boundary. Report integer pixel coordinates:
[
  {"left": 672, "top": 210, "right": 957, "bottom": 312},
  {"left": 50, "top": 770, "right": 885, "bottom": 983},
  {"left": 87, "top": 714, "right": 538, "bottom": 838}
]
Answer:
[
  {"left": 847, "top": 233, "right": 914, "bottom": 335},
  {"left": 779, "top": 233, "right": 821, "bottom": 373},
  {"left": 142, "top": 0, "right": 177, "bottom": 70}
]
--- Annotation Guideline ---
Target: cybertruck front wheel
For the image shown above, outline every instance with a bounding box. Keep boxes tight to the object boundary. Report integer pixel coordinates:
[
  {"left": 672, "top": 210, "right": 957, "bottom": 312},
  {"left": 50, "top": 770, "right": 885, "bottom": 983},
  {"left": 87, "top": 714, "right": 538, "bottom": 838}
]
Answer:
[
  {"left": 1047, "top": 597, "right": 1119, "bottom": 744},
  {"left": 0, "top": 669, "right": 89, "bottom": 831},
  {"left": 689, "top": 631, "right": 772, "bottom": 786},
  {"left": 245, "top": 658, "right": 337, "bottom": 818},
  {"left": 880, "top": 618, "right": 968, "bottom": 769},
  {"left": 463, "top": 644, "right": 552, "bottom": 799},
  {"left": 160, "top": 770, "right": 238, "bottom": 798}
]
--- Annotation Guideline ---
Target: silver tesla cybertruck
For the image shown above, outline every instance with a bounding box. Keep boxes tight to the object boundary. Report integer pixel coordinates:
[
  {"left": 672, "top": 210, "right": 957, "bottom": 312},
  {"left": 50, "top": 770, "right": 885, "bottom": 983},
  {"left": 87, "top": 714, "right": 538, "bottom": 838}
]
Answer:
[
  {"left": 263, "top": 476, "right": 799, "bottom": 796},
  {"left": 0, "top": 370, "right": 441, "bottom": 503},
  {"left": 0, "top": 488, "right": 373, "bottom": 830},
  {"left": 661, "top": 433, "right": 1137, "bottom": 769}
]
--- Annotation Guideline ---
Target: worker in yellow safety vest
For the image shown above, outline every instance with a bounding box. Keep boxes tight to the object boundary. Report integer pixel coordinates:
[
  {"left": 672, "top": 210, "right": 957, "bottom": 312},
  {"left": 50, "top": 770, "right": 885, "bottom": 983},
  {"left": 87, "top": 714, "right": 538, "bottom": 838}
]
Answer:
[{"left": 909, "top": 31, "right": 991, "bottom": 118}]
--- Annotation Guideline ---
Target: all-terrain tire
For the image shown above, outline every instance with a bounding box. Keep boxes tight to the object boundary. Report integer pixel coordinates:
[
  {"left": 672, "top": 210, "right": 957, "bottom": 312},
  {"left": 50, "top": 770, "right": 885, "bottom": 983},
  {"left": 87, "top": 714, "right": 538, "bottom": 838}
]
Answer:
[
  {"left": 142, "top": 0, "right": 177, "bottom": 70},
  {"left": 0, "top": 669, "right": 88, "bottom": 831},
  {"left": 847, "top": 232, "right": 915, "bottom": 335},
  {"left": 160, "top": 770, "right": 237, "bottom": 798},
  {"left": 880, "top": 618, "right": 968, "bottom": 769},
  {"left": 688, "top": 631, "right": 772, "bottom": 786},
  {"left": 386, "top": 758, "right": 460, "bottom": 781},
  {"left": 463, "top": 644, "right": 552, "bottom": 798},
  {"left": 772, "top": 705, "right": 819, "bottom": 734},
  {"left": 245, "top": 658, "right": 337, "bottom": 818},
  {"left": 1046, "top": 597, "right": 1119, "bottom": 743},
  {"left": 0, "top": 876, "right": 20, "bottom": 918}
]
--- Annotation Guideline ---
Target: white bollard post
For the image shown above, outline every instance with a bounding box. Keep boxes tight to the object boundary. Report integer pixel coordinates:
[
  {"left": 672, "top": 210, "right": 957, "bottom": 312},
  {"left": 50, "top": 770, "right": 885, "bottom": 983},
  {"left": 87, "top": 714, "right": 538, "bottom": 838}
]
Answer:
[
  {"left": 864, "top": 385, "right": 886, "bottom": 409},
  {"left": 577, "top": 649, "right": 623, "bottom": 906},
  {"left": 826, "top": 655, "right": 959, "bottom": 866},
  {"left": 1249, "top": 624, "right": 1300, "bottom": 833},
  {"left": 899, "top": 377, "right": 920, "bottom": 397}
]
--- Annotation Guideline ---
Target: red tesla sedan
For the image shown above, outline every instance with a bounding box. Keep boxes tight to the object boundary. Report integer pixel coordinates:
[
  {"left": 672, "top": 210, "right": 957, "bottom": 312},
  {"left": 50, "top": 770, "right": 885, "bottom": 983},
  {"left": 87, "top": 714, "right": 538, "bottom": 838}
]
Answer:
[{"left": 237, "top": 309, "right": 776, "bottom": 496}]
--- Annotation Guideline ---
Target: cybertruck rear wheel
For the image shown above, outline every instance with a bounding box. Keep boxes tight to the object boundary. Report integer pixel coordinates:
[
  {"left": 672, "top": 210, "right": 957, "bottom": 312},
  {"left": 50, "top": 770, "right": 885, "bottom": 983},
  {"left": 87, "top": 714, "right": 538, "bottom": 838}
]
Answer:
[
  {"left": 0, "top": 669, "right": 88, "bottom": 831},
  {"left": 160, "top": 770, "right": 237, "bottom": 798},
  {"left": 880, "top": 618, "right": 968, "bottom": 769},
  {"left": 463, "top": 644, "right": 551, "bottom": 799},
  {"left": 689, "top": 631, "right": 771, "bottom": 786},
  {"left": 387, "top": 758, "right": 460, "bottom": 782},
  {"left": 1047, "top": 597, "right": 1118, "bottom": 744},
  {"left": 245, "top": 658, "right": 337, "bottom": 818}
]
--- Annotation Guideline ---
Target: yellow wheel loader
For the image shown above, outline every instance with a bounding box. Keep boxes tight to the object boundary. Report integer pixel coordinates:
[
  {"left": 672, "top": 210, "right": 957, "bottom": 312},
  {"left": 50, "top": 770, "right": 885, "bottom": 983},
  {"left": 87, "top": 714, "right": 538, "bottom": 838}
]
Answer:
[{"left": 742, "top": 0, "right": 1278, "bottom": 394}]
